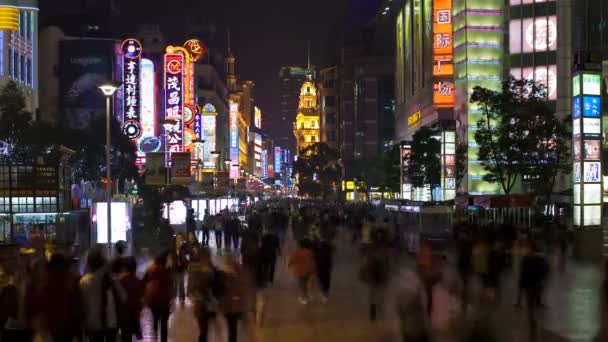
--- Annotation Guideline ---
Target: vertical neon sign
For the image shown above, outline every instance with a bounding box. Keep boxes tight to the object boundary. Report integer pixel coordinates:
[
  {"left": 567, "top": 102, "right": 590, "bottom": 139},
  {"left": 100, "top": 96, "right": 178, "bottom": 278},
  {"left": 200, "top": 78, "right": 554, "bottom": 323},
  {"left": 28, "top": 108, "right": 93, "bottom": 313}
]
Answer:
[
  {"left": 433, "top": 0, "right": 453, "bottom": 108},
  {"left": 229, "top": 102, "right": 239, "bottom": 179},
  {"left": 164, "top": 53, "right": 184, "bottom": 154},
  {"left": 121, "top": 39, "right": 142, "bottom": 140},
  {"left": 135, "top": 58, "right": 156, "bottom": 165}
]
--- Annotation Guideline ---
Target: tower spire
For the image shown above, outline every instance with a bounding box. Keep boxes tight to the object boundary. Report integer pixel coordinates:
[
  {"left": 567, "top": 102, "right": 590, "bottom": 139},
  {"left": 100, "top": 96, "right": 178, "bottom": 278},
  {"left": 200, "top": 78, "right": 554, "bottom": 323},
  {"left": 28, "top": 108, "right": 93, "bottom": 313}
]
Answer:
[
  {"left": 227, "top": 29, "right": 232, "bottom": 54},
  {"left": 307, "top": 40, "right": 311, "bottom": 70}
]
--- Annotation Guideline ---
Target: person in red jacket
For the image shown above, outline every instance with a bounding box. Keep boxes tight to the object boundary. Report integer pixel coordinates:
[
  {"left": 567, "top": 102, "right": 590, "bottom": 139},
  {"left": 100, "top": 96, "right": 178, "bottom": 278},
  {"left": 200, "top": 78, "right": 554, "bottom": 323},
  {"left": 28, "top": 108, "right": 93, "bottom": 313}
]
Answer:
[
  {"left": 143, "top": 251, "right": 173, "bottom": 342},
  {"left": 117, "top": 257, "right": 143, "bottom": 342}
]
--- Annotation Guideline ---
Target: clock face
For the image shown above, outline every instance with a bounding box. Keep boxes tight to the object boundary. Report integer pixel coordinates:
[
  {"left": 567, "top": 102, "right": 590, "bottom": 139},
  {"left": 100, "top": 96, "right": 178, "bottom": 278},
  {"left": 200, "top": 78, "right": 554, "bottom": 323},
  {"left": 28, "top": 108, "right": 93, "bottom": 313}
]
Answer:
[{"left": 525, "top": 17, "right": 557, "bottom": 51}]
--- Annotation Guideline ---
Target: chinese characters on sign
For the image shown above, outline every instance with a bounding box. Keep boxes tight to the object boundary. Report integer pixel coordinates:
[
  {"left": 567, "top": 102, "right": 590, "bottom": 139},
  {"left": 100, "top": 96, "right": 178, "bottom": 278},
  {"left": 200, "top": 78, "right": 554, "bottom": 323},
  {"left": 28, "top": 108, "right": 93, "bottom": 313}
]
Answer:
[
  {"left": 229, "top": 102, "right": 239, "bottom": 179},
  {"left": 433, "top": 0, "right": 454, "bottom": 108},
  {"left": 164, "top": 53, "right": 184, "bottom": 154},
  {"left": 121, "top": 39, "right": 142, "bottom": 140}
]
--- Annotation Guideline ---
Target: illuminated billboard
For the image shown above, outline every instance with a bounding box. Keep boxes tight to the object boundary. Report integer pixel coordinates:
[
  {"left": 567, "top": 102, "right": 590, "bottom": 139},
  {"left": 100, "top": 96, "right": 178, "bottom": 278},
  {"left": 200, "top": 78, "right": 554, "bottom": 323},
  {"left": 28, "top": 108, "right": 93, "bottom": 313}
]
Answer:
[
  {"left": 254, "top": 106, "right": 262, "bottom": 128},
  {"left": 572, "top": 72, "right": 603, "bottom": 227},
  {"left": 136, "top": 58, "right": 158, "bottom": 165},
  {"left": 121, "top": 39, "right": 142, "bottom": 140},
  {"left": 432, "top": 0, "right": 453, "bottom": 108},
  {"left": 164, "top": 53, "right": 184, "bottom": 153},
  {"left": 510, "top": 65, "right": 557, "bottom": 100},
  {"left": 202, "top": 115, "right": 216, "bottom": 169},
  {"left": 274, "top": 147, "right": 282, "bottom": 174},
  {"left": 509, "top": 16, "right": 557, "bottom": 54},
  {"left": 229, "top": 102, "right": 239, "bottom": 179}
]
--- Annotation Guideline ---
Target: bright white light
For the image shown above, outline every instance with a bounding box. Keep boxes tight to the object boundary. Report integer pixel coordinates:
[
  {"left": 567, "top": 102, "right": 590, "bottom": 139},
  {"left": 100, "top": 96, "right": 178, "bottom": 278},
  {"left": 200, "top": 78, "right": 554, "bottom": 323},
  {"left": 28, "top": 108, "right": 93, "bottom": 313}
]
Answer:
[
  {"left": 162, "top": 200, "right": 187, "bottom": 225},
  {"left": 95, "top": 202, "right": 129, "bottom": 243}
]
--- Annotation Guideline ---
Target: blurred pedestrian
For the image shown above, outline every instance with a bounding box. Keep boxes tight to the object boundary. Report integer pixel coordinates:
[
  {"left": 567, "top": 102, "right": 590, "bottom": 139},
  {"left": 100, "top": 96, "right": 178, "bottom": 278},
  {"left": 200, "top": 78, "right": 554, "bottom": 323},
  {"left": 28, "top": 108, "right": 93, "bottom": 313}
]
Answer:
[
  {"left": 188, "top": 247, "right": 218, "bottom": 342},
  {"left": 395, "top": 268, "right": 430, "bottom": 342},
  {"left": 79, "top": 249, "right": 123, "bottom": 342},
  {"left": 110, "top": 240, "right": 129, "bottom": 276},
  {"left": 260, "top": 229, "right": 280, "bottom": 285},
  {"left": 214, "top": 214, "right": 224, "bottom": 250},
  {"left": 218, "top": 253, "right": 245, "bottom": 342},
  {"left": 360, "top": 231, "right": 390, "bottom": 322},
  {"left": 171, "top": 232, "right": 188, "bottom": 305},
  {"left": 202, "top": 210, "right": 212, "bottom": 246},
  {"left": 117, "top": 257, "right": 143, "bottom": 342},
  {"left": 187, "top": 231, "right": 201, "bottom": 260},
  {"left": 288, "top": 240, "right": 314, "bottom": 304},
  {"left": 519, "top": 242, "right": 549, "bottom": 340},
  {"left": 143, "top": 251, "right": 173, "bottom": 342},
  {"left": 313, "top": 239, "right": 334, "bottom": 303}
]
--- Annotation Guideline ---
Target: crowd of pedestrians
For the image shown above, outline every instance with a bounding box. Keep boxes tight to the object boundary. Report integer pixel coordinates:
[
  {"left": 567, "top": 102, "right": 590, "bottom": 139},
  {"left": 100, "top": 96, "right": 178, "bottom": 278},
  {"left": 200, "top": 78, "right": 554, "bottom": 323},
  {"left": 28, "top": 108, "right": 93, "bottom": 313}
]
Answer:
[{"left": 0, "top": 200, "right": 605, "bottom": 342}]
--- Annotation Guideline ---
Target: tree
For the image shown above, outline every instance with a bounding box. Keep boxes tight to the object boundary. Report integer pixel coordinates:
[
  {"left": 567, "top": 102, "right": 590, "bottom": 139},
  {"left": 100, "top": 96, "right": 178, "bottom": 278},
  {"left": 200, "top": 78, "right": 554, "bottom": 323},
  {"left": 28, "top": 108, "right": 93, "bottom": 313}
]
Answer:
[
  {"left": 350, "top": 146, "right": 401, "bottom": 200},
  {"left": 519, "top": 96, "right": 570, "bottom": 204},
  {"left": 407, "top": 126, "right": 441, "bottom": 200},
  {"left": 471, "top": 77, "right": 541, "bottom": 194},
  {"left": 293, "top": 143, "right": 341, "bottom": 199}
]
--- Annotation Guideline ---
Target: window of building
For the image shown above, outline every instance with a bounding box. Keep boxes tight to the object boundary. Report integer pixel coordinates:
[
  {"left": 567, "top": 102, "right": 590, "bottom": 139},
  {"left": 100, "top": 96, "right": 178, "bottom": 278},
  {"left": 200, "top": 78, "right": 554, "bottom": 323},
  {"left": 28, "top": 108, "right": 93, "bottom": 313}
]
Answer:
[{"left": 324, "top": 96, "right": 336, "bottom": 106}]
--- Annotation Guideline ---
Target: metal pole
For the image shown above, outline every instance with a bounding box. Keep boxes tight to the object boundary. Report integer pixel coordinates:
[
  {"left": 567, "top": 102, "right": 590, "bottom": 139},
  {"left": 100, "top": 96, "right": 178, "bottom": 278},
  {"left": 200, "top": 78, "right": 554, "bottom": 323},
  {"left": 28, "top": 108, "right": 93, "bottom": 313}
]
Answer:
[{"left": 106, "top": 96, "right": 112, "bottom": 253}]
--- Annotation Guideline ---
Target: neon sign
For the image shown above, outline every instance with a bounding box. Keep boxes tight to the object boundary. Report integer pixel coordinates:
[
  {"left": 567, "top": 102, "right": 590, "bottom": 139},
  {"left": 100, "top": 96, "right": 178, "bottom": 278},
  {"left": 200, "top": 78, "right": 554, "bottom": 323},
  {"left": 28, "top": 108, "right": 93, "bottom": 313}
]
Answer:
[
  {"left": 433, "top": 0, "right": 454, "bottom": 108},
  {"left": 184, "top": 39, "right": 206, "bottom": 62},
  {"left": 229, "top": 102, "right": 239, "bottom": 179},
  {"left": 274, "top": 147, "right": 282, "bottom": 174},
  {"left": 121, "top": 39, "right": 142, "bottom": 140},
  {"left": 164, "top": 53, "right": 184, "bottom": 153},
  {"left": 136, "top": 58, "right": 158, "bottom": 165}
]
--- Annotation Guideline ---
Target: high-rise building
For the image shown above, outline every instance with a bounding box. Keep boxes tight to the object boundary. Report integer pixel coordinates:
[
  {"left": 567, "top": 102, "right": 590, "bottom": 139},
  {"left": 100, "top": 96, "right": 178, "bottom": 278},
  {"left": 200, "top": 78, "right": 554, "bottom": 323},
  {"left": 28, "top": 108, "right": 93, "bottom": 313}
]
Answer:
[
  {"left": 276, "top": 66, "right": 316, "bottom": 156},
  {"left": 0, "top": 0, "right": 38, "bottom": 113},
  {"left": 319, "top": 66, "right": 339, "bottom": 150}
]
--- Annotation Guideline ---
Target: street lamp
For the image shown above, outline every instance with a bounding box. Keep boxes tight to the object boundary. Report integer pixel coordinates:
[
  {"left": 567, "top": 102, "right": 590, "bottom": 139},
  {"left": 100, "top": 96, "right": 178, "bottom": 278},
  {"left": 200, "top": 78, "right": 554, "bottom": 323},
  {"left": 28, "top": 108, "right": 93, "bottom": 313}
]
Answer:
[{"left": 98, "top": 81, "right": 121, "bottom": 253}]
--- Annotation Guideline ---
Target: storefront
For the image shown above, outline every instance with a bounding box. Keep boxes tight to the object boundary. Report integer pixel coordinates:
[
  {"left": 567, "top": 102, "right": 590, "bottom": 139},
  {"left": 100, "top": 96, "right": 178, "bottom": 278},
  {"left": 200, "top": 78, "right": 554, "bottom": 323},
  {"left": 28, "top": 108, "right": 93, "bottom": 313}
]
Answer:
[{"left": 0, "top": 165, "right": 72, "bottom": 245}]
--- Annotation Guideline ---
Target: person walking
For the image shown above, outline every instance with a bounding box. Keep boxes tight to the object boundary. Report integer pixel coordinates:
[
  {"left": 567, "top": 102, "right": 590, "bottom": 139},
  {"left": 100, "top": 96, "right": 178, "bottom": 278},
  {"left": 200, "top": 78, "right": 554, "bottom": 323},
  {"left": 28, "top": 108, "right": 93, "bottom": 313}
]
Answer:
[
  {"left": 202, "top": 210, "right": 213, "bottom": 246},
  {"left": 360, "top": 230, "right": 390, "bottom": 322},
  {"left": 313, "top": 238, "right": 334, "bottom": 303},
  {"left": 519, "top": 242, "right": 549, "bottom": 340},
  {"left": 79, "top": 249, "right": 123, "bottom": 342},
  {"left": 171, "top": 232, "right": 189, "bottom": 305},
  {"left": 188, "top": 247, "right": 218, "bottom": 342},
  {"left": 260, "top": 229, "right": 280, "bottom": 285},
  {"left": 288, "top": 240, "right": 315, "bottom": 304},
  {"left": 214, "top": 214, "right": 224, "bottom": 250},
  {"left": 143, "top": 251, "right": 173, "bottom": 342},
  {"left": 116, "top": 257, "right": 143, "bottom": 342},
  {"left": 218, "top": 253, "right": 245, "bottom": 342}
]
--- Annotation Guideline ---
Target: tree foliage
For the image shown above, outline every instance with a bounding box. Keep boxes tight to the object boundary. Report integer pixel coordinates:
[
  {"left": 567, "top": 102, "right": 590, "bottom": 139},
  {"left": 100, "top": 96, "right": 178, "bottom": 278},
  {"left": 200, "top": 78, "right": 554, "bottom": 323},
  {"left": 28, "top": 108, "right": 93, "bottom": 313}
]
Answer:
[
  {"left": 407, "top": 126, "right": 441, "bottom": 200},
  {"left": 471, "top": 76, "right": 569, "bottom": 197},
  {"left": 349, "top": 145, "right": 401, "bottom": 198},
  {"left": 293, "top": 143, "right": 341, "bottom": 199},
  {"left": 0, "top": 81, "right": 138, "bottom": 188}
]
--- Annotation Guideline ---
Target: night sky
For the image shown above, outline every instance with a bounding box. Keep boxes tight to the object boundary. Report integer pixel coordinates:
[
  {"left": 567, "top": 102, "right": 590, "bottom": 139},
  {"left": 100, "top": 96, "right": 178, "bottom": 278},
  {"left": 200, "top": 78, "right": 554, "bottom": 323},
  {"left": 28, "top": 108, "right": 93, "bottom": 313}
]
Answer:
[
  {"left": 118, "top": 0, "right": 352, "bottom": 132},
  {"left": 43, "top": 0, "right": 380, "bottom": 138}
]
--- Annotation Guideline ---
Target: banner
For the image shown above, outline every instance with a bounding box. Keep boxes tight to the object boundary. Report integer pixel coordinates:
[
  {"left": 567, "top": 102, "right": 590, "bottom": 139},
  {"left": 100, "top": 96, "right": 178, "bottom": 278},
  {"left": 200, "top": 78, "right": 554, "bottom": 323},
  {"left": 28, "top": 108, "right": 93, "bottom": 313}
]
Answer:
[
  {"left": 215, "top": 171, "right": 230, "bottom": 191},
  {"left": 171, "top": 152, "right": 191, "bottom": 185},
  {"left": 145, "top": 153, "right": 166, "bottom": 185}
]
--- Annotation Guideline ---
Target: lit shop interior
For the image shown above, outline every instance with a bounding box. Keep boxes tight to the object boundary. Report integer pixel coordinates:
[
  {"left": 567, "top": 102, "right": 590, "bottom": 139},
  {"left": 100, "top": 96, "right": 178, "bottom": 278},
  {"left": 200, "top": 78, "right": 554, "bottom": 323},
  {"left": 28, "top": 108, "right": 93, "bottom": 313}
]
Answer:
[{"left": 0, "top": 165, "right": 73, "bottom": 245}]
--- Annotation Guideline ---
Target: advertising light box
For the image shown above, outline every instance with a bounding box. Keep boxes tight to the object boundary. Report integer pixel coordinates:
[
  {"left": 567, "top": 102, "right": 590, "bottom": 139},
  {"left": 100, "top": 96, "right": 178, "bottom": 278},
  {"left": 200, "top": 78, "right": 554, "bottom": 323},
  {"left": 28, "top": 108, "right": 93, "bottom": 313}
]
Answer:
[
  {"left": 573, "top": 119, "right": 580, "bottom": 136},
  {"left": 95, "top": 202, "right": 129, "bottom": 243},
  {"left": 583, "top": 205, "right": 602, "bottom": 226},
  {"left": 572, "top": 97, "right": 580, "bottom": 119},
  {"left": 574, "top": 163, "right": 581, "bottom": 183},
  {"left": 583, "top": 140, "right": 601, "bottom": 160},
  {"left": 583, "top": 74, "right": 601, "bottom": 95},
  {"left": 583, "top": 118, "right": 601, "bottom": 135},
  {"left": 162, "top": 200, "right": 187, "bottom": 225},
  {"left": 574, "top": 185, "right": 581, "bottom": 204},
  {"left": 584, "top": 162, "right": 601, "bottom": 182},
  {"left": 584, "top": 183, "right": 602, "bottom": 204},
  {"left": 573, "top": 75, "right": 580, "bottom": 97},
  {"left": 583, "top": 96, "right": 601, "bottom": 117}
]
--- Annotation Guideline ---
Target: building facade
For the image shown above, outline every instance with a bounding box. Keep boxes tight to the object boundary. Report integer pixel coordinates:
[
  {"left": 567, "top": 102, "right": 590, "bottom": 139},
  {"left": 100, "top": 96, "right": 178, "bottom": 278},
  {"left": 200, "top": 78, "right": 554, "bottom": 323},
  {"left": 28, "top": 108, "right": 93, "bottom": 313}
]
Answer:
[
  {"left": 276, "top": 66, "right": 316, "bottom": 156},
  {"left": 319, "top": 66, "right": 339, "bottom": 150},
  {"left": 293, "top": 79, "right": 320, "bottom": 156},
  {"left": 0, "top": 0, "right": 38, "bottom": 113}
]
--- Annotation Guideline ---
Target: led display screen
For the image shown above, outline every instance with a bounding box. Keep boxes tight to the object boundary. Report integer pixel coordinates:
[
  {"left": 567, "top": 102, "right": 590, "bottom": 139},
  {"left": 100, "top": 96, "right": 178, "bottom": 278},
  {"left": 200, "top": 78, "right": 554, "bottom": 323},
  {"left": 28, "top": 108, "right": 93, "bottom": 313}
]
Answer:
[{"left": 509, "top": 16, "right": 557, "bottom": 54}]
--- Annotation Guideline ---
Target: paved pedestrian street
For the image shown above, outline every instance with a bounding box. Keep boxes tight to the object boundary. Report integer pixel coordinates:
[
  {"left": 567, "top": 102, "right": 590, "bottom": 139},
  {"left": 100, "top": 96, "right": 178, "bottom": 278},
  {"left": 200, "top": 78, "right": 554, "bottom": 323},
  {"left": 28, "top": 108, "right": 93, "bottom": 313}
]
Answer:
[{"left": 138, "top": 231, "right": 602, "bottom": 342}]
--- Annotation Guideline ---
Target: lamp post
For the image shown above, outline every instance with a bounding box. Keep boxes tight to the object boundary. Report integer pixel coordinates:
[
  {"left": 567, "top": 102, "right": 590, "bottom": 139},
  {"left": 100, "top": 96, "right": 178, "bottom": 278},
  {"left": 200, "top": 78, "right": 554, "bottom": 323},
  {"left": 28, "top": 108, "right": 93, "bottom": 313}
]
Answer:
[{"left": 98, "top": 81, "right": 121, "bottom": 253}]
